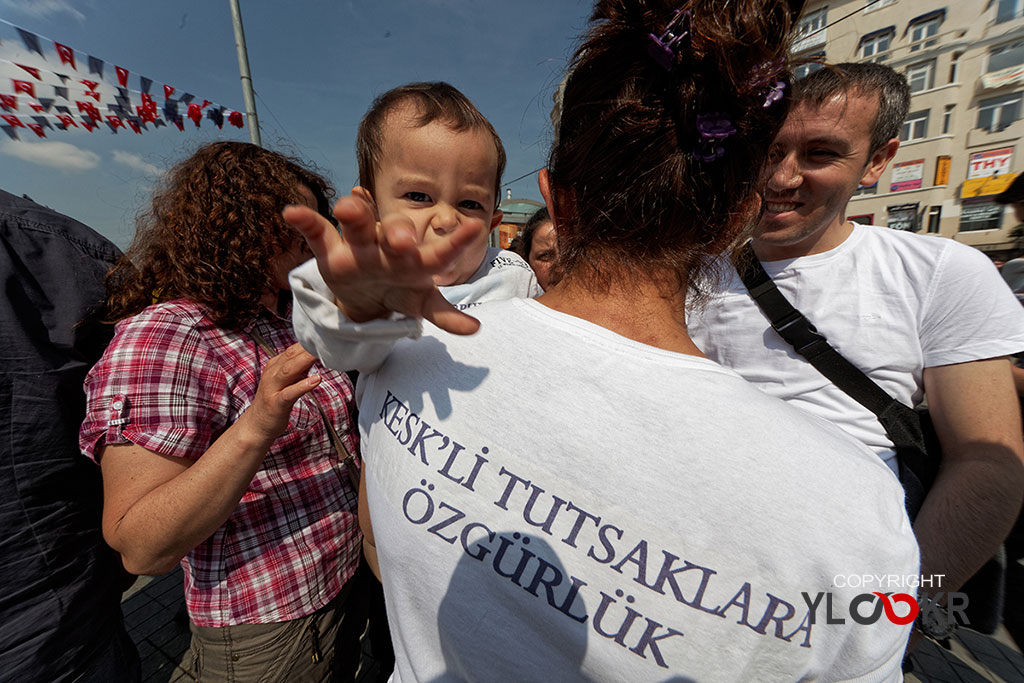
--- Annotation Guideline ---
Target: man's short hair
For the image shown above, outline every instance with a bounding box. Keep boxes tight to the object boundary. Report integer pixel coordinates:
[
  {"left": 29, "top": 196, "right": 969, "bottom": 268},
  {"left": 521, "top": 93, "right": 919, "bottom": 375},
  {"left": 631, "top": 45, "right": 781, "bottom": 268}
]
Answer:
[
  {"left": 794, "top": 62, "right": 910, "bottom": 154},
  {"left": 996, "top": 172, "right": 1024, "bottom": 205},
  {"left": 355, "top": 81, "right": 506, "bottom": 205}
]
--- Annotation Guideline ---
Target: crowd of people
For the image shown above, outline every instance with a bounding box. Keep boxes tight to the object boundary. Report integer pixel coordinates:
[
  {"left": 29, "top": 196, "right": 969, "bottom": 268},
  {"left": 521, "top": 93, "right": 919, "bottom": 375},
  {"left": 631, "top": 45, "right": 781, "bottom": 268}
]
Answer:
[{"left": 2, "top": 0, "right": 1024, "bottom": 680}]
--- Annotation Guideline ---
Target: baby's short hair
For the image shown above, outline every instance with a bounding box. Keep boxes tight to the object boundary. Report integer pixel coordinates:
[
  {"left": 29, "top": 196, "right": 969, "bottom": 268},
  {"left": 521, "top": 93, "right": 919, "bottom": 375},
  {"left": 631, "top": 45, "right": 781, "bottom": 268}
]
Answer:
[{"left": 356, "top": 81, "right": 506, "bottom": 205}]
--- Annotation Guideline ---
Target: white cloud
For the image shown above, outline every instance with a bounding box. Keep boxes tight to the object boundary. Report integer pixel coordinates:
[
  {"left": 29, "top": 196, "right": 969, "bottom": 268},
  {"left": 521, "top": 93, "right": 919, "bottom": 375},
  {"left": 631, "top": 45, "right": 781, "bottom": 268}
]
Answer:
[
  {"left": 112, "top": 150, "right": 160, "bottom": 177},
  {"left": 0, "top": 0, "right": 86, "bottom": 21},
  {"left": 2, "top": 139, "right": 99, "bottom": 171}
]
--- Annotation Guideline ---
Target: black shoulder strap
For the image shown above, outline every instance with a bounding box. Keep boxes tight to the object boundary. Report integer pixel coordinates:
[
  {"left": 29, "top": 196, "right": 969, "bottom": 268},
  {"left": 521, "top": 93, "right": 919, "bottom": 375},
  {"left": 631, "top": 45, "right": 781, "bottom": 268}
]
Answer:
[{"left": 732, "top": 242, "right": 927, "bottom": 462}]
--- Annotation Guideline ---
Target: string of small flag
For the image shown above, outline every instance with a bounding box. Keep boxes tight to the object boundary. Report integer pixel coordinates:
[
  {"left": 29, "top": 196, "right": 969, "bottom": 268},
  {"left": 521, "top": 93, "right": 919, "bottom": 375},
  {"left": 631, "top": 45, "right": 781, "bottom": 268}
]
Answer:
[{"left": 0, "top": 18, "right": 245, "bottom": 139}]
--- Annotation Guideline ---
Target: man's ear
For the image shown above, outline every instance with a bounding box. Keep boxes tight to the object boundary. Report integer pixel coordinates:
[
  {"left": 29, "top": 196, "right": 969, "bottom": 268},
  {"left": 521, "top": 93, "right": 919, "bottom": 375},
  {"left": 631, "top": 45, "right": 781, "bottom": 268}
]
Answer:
[
  {"left": 489, "top": 209, "right": 503, "bottom": 232},
  {"left": 351, "top": 185, "right": 380, "bottom": 219},
  {"left": 860, "top": 137, "right": 900, "bottom": 187}
]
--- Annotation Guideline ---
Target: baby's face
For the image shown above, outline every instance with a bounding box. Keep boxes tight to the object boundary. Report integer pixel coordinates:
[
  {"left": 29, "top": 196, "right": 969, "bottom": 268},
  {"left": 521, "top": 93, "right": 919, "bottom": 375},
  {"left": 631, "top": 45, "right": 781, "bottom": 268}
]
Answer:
[{"left": 372, "top": 115, "right": 501, "bottom": 286}]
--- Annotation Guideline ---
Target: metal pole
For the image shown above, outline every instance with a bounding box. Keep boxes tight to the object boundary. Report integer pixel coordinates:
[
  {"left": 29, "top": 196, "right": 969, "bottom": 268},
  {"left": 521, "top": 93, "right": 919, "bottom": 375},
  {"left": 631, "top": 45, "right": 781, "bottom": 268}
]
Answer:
[{"left": 228, "top": 0, "right": 261, "bottom": 146}]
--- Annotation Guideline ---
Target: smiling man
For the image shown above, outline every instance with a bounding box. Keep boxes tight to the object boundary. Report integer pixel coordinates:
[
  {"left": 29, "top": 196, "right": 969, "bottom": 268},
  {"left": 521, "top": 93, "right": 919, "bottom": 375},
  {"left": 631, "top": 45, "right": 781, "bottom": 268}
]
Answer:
[{"left": 689, "top": 63, "right": 1024, "bottom": 643}]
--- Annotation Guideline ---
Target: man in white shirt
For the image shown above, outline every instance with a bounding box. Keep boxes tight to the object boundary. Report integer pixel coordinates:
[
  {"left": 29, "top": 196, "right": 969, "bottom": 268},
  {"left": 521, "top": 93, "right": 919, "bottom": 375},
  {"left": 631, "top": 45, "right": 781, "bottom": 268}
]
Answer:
[{"left": 689, "top": 63, "right": 1024, "bottom": 640}]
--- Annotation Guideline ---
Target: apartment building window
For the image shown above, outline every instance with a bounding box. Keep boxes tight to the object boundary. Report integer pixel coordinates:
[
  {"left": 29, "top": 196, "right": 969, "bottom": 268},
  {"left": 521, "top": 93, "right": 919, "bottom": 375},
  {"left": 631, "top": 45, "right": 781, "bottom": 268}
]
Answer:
[
  {"left": 901, "top": 110, "right": 929, "bottom": 141},
  {"left": 942, "top": 105, "right": 954, "bottom": 133},
  {"left": 989, "top": 40, "right": 1024, "bottom": 73},
  {"left": 794, "top": 7, "right": 828, "bottom": 52},
  {"left": 927, "top": 206, "right": 942, "bottom": 233},
  {"left": 908, "top": 15, "right": 941, "bottom": 52},
  {"left": 997, "top": 0, "right": 1023, "bottom": 24},
  {"left": 860, "top": 29, "right": 894, "bottom": 62},
  {"left": 977, "top": 93, "right": 1022, "bottom": 132},
  {"left": 907, "top": 61, "right": 935, "bottom": 93},
  {"left": 864, "top": 0, "right": 895, "bottom": 11},
  {"left": 959, "top": 202, "right": 1003, "bottom": 231},
  {"left": 949, "top": 51, "right": 962, "bottom": 83},
  {"left": 794, "top": 52, "right": 825, "bottom": 79}
]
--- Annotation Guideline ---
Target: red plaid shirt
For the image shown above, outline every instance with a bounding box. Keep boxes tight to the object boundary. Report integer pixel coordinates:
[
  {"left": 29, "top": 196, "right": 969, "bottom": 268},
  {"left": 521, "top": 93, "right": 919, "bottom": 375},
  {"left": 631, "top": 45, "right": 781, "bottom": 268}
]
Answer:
[{"left": 80, "top": 299, "right": 360, "bottom": 626}]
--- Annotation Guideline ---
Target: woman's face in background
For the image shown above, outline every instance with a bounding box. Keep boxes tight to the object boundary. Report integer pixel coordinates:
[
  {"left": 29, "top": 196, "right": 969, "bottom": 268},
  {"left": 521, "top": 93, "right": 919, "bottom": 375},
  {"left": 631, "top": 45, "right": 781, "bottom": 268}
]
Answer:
[{"left": 528, "top": 221, "right": 558, "bottom": 290}]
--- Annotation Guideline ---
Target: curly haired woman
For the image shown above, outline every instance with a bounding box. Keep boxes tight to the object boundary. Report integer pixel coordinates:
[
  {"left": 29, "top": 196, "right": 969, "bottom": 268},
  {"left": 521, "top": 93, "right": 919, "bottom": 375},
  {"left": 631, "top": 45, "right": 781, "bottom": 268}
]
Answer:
[{"left": 80, "top": 142, "right": 361, "bottom": 682}]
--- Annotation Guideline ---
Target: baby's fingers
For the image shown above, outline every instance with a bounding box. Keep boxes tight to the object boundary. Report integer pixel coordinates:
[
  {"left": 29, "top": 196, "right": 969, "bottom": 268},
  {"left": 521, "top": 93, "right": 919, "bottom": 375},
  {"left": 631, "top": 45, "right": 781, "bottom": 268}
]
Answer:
[
  {"left": 421, "top": 289, "right": 481, "bottom": 336},
  {"left": 283, "top": 205, "right": 341, "bottom": 264}
]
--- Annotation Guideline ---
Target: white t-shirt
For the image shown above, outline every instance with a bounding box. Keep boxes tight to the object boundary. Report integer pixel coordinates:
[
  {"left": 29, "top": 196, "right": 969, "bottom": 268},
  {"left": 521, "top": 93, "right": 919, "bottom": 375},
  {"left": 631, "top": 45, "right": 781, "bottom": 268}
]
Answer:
[
  {"left": 689, "top": 224, "right": 1024, "bottom": 472},
  {"left": 290, "top": 246, "right": 541, "bottom": 373},
  {"left": 359, "top": 298, "right": 918, "bottom": 682}
]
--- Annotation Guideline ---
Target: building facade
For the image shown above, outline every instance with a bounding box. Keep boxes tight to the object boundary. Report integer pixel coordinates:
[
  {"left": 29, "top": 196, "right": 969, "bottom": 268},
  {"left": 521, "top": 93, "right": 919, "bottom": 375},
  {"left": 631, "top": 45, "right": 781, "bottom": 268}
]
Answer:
[{"left": 793, "top": 0, "right": 1024, "bottom": 259}]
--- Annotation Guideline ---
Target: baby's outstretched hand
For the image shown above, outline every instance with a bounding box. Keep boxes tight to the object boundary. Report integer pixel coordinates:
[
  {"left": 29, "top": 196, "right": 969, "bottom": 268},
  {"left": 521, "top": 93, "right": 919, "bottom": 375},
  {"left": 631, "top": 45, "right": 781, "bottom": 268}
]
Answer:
[{"left": 284, "top": 194, "right": 481, "bottom": 335}]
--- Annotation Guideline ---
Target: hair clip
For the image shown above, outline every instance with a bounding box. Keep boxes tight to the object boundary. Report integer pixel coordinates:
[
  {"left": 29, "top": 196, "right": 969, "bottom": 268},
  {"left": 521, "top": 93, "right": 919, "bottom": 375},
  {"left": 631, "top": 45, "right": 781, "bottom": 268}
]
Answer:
[
  {"left": 762, "top": 80, "right": 786, "bottom": 108},
  {"left": 647, "top": 10, "right": 691, "bottom": 72},
  {"left": 694, "top": 112, "right": 736, "bottom": 162}
]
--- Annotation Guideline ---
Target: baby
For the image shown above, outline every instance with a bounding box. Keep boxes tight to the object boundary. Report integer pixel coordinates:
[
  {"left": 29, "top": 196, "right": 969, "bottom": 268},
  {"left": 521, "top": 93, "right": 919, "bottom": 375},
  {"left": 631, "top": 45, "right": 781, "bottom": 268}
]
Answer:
[{"left": 290, "top": 82, "right": 540, "bottom": 371}]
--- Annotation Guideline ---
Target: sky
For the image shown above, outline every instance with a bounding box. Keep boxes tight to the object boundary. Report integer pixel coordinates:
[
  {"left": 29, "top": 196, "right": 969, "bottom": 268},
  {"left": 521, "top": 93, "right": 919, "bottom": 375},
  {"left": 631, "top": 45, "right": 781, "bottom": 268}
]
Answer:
[{"left": 0, "top": 0, "right": 594, "bottom": 248}]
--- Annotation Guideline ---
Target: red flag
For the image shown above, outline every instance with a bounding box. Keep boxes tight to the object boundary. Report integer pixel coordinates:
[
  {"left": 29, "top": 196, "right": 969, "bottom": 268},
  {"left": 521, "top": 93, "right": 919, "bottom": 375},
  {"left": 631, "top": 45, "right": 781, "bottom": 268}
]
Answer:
[
  {"left": 1, "top": 115, "right": 25, "bottom": 129},
  {"left": 81, "top": 117, "right": 97, "bottom": 132},
  {"left": 12, "top": 80, "right": 35, "bottom": 98},
  {"left": 0, "top": 95, "right": 16, "bottom": 112},
  {"left": 80, "top": 79, "right": 99, "bottom": 91},
  {"left": 228, "top": 111, "right": 244, "bottom": 129},
  {"left": 16, "top": 64, "right": 41, "bottom": 80},
  {"left": 164, "top": 84, "right": 175, "bottom": 99},
  {"left": 187, "top": 102, "right": 202, "bottom": 127},
  {"left": 201, "top": 99, "right": 212, "bottom": 109},
  {"left": 77, "top": 101, "right": 101, "bottom": 122},
  {"left": 29, "top": 102, "right": 44, "bottom": 113},
  {"left": 172, "top": 117, "right": 184, "bottom": 131},
  {"left": 106, "top": 115, "right": 124, "bottom": 129},
  {"left": 116, "top": 66, "right": 129, "bottom": 87},
  {"left": 136, "top": 106, "right": 156, "bottom": 123},
  {"left": 54, "top": 42, "right": 76, "bottom": 70},
  {"left": 141, "top": 93, "right": 157, "bottom": 114},
  {"left": 126, "top": 118, "right": 141, "bottom": 134},
  {"left": 58, "top": 114, "right": 78, "bottom": 128},
  {"left": 27, "top": 122, "right": 45, "bottom": 138},
  {"left": 84, "top": 90, "right": 101, "bottom": 102}
]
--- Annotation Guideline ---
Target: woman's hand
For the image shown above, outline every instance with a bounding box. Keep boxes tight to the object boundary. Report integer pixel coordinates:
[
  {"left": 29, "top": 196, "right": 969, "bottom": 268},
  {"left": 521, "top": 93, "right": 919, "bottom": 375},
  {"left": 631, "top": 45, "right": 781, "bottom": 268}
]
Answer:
[
  {"left": 243, "top": 342, "right": 321, "bottom": 441},
  {"left": 284, "top": 194, "right": 481, "bottom": 335}
]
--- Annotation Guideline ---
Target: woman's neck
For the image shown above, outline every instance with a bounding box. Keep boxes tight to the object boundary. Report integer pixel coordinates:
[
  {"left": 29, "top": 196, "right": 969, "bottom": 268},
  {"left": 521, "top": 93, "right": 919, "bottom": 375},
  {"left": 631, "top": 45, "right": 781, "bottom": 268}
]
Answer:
[{"left": 535, "top": 274, "right": 704, "bottom": 357}]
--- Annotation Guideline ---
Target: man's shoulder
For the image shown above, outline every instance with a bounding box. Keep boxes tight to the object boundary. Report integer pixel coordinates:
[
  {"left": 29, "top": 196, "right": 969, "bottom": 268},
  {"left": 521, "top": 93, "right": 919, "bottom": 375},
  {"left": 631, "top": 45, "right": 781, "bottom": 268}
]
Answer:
[{"left": 0, "top": 188, "right": 121, "bottom": 264}]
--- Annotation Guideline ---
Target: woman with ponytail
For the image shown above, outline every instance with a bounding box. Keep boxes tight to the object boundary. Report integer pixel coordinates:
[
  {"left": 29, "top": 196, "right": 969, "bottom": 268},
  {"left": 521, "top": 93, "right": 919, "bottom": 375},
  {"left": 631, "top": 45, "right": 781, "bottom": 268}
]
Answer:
[{"left": 288, "top": 1, "right": 918, "bottom": 678}]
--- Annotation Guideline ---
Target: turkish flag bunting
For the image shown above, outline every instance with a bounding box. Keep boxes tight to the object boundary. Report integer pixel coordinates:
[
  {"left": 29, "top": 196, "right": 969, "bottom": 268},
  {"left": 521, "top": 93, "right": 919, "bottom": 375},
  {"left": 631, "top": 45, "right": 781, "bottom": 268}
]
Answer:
[
  {"left": 164, "top": 84, "right": 175, "bottom": 99},
  {"left": 80, "top": 79, "right": 99, "bottom": 90},
  {"left": 16, "top": 64, "right": 41, "bottom": 80},
  {"left": 81, "top": 117, "right": 97, "bottom": 131},
  {"left": 126, "top": 119, "right": 141, "bottom": 134},
  {"left": 54, "top": 42, "right": 76, "bottom": 70},
  {"left": 85, "top": 90, "right": 101, "bottom": 102},
  {"left": 116, "top": 66, "right": 129, "bottom": 87},
  {"left": 201, "top": 99, "right": 212, "bottom": 109},
  {"left": 187, "top": 103, "right": 202, "bottom": 127},
  {"left": 106, "top": 115, "right": 124, "bottom": 129},
  {"left": 1, "top": 115, "right": 25, "bottom": 129},
  {"left": 141, "top": 93, "right": 157, "bottom": 113},
  {"left": 29, "top": 103, "right": 44, "bottom": 113},
  {"left": 27, "top": 123, "right": 45, "bottom": 138},
  {"left": 228, "top": 111, "right": 244, "bottom": 128},
  {"left": 58, "top": 114, "right": 78, "bottom": 128},
  {"left": 136, "top": 106, "right": 156, "bottom": 123},
  {"left": 13, "top": 80, "right": 35, "bottom": 98},
  {"left": 173, "top": 117, "right": 184, "bottom": 131},
  {"left": 0, "top": 95, "right": 16, "bottom": 112}
]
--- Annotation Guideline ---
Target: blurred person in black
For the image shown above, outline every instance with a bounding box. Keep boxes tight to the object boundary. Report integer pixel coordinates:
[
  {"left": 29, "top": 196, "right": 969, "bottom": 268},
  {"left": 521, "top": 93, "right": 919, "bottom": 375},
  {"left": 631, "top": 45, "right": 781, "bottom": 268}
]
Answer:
[{"left": 0, "top": 189, "right": 140, "bottom": 681}]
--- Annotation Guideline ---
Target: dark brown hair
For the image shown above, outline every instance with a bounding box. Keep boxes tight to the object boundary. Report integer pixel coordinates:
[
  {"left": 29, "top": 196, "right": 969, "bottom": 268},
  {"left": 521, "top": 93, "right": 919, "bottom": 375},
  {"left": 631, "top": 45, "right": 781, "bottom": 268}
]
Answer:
[
  {"left": 549, "top": 0, "right": 792, "bottom": 299},
  {"left": 794, "top": 62, "right": 911, "bottom": 154},
  {"left": 106, "top": 141, "right": 334, "bottom": 329},
  {"left": 356, "top": 81, "right": 506, "bottom": 205},
  {"left": 520, "top": 206, "right": 552, "bottom": 260}
]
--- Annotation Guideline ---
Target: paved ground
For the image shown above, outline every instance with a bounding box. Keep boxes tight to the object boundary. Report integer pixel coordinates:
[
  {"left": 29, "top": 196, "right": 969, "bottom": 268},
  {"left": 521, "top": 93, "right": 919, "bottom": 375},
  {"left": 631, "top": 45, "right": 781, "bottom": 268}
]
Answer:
[{"left": 123, "top": 568, "right": 1024, "bottom": 682}]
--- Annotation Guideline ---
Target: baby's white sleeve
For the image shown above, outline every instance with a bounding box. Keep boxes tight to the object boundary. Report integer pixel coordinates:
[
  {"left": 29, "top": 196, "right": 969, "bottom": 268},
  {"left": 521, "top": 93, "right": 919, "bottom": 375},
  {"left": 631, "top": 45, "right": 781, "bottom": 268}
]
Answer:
[{"left": 289, "top": 259, "right": 422, "bottom": 374}]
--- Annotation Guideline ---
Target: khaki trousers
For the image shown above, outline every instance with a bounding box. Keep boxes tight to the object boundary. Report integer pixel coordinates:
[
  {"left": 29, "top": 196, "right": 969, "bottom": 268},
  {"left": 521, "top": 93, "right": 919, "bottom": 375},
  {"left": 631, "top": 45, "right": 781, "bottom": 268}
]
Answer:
[{"left": 185, "top": 581, "right": 352, "bottom": 683}]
